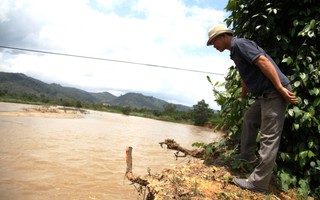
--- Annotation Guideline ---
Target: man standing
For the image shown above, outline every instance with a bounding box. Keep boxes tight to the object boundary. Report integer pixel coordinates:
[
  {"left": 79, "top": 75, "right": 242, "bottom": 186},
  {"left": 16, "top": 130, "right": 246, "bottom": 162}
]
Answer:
[{"left": 207, "top": 24, "right": 298, "bottom": 192}]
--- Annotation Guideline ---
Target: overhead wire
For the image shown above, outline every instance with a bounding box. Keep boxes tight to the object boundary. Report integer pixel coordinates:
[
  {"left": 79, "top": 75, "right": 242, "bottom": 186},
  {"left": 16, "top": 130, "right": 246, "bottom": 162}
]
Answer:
[{"left": 0, "top": 45, "right": 225, "bottom": 76}]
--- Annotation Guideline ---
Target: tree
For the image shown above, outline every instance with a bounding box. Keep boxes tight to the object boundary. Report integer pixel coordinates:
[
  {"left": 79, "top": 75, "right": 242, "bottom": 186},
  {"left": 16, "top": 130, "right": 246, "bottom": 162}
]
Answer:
[
  {"left": 0, "top": 89, "right": 8, "bottom": 96},
  {"left": 121, "top": 106, "right": 131, "bottom": 115},
  {"left": 163, "top": 103, "right": 176, "bottom": 115},
  {"left": 192, "top": 100, "right": 213, "bottom": 126},
  {"left": 210, "top": 0, "right": 320, "bottom": 197}
]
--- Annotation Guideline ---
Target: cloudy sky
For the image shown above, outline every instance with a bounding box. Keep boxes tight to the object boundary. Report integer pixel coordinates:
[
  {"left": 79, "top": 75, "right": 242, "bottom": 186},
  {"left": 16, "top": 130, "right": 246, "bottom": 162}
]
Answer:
[{"left": 0, "top": 0, "right": 233, "bottom": 110}]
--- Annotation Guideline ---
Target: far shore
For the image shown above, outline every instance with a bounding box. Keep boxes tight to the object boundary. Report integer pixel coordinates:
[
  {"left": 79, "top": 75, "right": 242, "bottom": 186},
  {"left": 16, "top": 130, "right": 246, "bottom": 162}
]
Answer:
[{"left": 0, "top": 102, "right": 86, "bottom": 119}]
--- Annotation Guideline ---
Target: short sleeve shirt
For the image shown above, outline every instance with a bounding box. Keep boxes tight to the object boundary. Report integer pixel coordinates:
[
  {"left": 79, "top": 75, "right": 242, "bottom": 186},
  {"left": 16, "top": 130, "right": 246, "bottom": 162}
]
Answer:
[{"left": 230, "top": 37, "right": 290, "bottom": 97}]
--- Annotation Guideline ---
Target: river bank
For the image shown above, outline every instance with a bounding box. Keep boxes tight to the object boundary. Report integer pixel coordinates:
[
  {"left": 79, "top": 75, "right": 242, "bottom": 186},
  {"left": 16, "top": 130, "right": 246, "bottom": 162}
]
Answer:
[
  {"left": 0, "top": 103, "right": 87, "bottom": 118},
  {"left": 125, "top": 142, "right": 301, "bottom": 200}
]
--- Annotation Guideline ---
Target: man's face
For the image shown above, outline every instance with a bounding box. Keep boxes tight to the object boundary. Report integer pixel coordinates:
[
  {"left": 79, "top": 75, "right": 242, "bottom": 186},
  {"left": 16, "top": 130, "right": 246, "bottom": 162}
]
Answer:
[{"left": 210, "top": 34, "right": 225, "bottom": 52}]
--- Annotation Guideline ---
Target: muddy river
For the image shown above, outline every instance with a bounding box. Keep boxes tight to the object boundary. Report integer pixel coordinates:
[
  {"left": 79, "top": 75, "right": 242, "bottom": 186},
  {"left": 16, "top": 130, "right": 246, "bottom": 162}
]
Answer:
[{"left": 0, "top": 102, "right": 220, "bottom": 199}]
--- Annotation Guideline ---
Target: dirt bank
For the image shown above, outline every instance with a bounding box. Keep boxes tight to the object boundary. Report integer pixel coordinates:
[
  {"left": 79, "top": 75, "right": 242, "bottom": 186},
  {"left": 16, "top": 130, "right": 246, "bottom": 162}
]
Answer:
[{"left": 126, "top": 142, "right": 302, "bottom": 200}]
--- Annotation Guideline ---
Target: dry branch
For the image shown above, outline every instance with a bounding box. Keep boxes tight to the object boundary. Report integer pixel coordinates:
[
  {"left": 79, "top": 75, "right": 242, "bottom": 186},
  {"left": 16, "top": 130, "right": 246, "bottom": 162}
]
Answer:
[{"left": 159, "top": 139, "right": 206, "bottom": 159}]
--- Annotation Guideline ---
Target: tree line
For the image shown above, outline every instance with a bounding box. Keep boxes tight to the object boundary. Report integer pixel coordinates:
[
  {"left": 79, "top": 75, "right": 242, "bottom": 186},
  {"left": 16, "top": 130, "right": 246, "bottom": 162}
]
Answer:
[{"left": 0, "top": 90, "right": 220, "bottom": 127}]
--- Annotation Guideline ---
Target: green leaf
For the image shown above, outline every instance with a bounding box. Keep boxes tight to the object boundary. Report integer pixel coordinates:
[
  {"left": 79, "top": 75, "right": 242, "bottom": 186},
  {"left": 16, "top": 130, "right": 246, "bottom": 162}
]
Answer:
[
  {"left": 309, "top": 107, "right": 315, "bottom": 116},
  {"left": 287, "top": 57, "right": 292, "bottom": 65},
  {"left": 310, "top": 19, "right": 315, "bottom": 29},
  {"left": 308, "top": 151, "right": 315, "bottom": 158},
  {"left": 288, "top": 109, "right": 294, "bottom": 117},
  {"left": 282, "top": 56, "right": 293, "bottom": 65},
  {"left": 298, "top": 179, "right": 310, "bottom": 198},
  {"left": 281, "top": 152, "right": 286, "bottom": 161},
  {"left": 278, "top": 170, "right": 297, "bottom": 192},
  {"left": 300, "top": 158, "right": 307, "bottom": 167},
  {"left": 276, "top": 35, "right": 281, "bottom": 41},
  {"left": 310, "top": 161, "right": 316, "bottom": 168},
  {"left": 308, "top": 140, "right": 314, "bottom": 148},
  {"left": 293, "top": 106, "right": 302, "bottom": 117},
  {"left": 294, "top": 81, "right": 301, "bottom": 87},
  {"left": 300, "top": 151, "right": 308, "bottom": 159},
  {"left": 273, "top": 9, "right": 277, "bottom": 14},
  {"left": 297, "top": 54, "right": 303, "bottom": 60},
  {"left": 306, "top": 56, "right": 312, "bottom": 63},
  {"left": 207, "top": 75, "right": 211, "bottom": 83},
  {"left": 308, "top": 31, "right": 315, "bottom": 38},
  {"left": 299, "top": 73, "right": 306, "bottom": 80},
  {"left": 309, "top": 88, "right": 319, "bottom": 96},
  {"left": 313, "top": 98, "right": 320, "bottom": 107},
  {"left": 205, "top": 145, "right": 213, "bottom": 155}
]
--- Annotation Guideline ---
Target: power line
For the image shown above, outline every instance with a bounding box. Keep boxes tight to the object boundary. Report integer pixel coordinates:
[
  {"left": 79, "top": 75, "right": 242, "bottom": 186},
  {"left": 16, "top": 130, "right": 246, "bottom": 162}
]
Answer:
[{"left": 0, "top": 45, "right": 225, "bottom": 76}]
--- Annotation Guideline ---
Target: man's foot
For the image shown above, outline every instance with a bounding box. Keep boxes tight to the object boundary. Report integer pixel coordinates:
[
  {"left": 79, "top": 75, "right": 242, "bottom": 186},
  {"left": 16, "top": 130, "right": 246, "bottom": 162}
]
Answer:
[
  {"left": 232, "top": 154, "right": 258, "bottom": 163},
  {"left": 233, "top": 178, "right": 268, "bottom": 193}
]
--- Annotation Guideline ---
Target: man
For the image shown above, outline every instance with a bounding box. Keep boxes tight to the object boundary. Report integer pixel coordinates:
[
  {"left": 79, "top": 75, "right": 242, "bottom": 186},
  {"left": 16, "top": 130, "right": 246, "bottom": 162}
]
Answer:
[{"left": 207, "top": 24, "right": 298, "bottom": 192}]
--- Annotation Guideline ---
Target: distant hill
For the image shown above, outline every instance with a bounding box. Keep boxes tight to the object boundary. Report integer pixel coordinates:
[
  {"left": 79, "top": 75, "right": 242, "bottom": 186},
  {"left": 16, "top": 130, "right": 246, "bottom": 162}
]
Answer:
[
  {"left": 0, "top": 72, "right": 116, "bottom": 103},
  {"left": 0, "top": 72, "right": 191, "bottom": 111},
  {"left": 110, "top": 93, "right": 190, "bottom": 111}
]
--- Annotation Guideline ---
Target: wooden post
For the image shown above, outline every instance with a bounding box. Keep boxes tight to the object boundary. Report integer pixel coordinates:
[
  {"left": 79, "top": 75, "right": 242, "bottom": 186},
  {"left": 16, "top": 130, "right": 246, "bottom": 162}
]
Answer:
[
  {"left": 125, "top": 146, "right": 149, "bottom": 186},
  {"left": 126, "top": 146, "right": 133, "bottom": 174}
]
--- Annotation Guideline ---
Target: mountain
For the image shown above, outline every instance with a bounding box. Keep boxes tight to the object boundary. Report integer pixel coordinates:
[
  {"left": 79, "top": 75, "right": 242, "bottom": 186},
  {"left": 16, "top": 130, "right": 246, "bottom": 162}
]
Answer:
[
  {"left": 0, "top": 72, "right": 191, "bottom": 111},
  {"left": 112, "top": 93, "right": 170, "bottom": 110},
  {"left": 0, "top": 72, "right": 116, "bottom": 103},
  {"left": 111, "top": 93, "right": 190, "bottom": 111}
]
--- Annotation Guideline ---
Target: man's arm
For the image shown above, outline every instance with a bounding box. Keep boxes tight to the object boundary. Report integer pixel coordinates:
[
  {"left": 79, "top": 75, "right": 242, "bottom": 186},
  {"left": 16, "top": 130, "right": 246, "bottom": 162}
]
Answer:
[
  {"left": 240, "top": 80, "right": 248, "bottom": 99},
  {"left": 254, "top": 55, "right": 298, "bottom": 104}
]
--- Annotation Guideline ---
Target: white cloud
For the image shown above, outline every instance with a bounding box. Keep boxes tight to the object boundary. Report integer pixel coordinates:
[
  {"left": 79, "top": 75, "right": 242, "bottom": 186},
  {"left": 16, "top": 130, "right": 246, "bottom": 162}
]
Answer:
[{"left": 0, "top": 0, "right": 232, "bottom": 109}]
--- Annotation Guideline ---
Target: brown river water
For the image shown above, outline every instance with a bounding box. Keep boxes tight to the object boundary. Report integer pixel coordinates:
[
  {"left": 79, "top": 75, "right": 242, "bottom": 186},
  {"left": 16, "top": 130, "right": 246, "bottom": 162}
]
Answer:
[{"left": 0, "top": 102, "right": 220, "bottom": 200}]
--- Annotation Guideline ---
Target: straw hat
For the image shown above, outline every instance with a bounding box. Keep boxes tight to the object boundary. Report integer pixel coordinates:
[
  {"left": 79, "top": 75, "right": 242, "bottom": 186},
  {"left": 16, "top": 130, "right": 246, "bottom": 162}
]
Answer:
[{"left": 206, "top": 24, "right": 234, "bottom": 46}]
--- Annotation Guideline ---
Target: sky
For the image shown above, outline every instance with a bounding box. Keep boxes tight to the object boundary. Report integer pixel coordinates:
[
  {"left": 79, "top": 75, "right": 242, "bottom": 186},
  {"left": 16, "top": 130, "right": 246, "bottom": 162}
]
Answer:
[{"left": 0, "top": 0, "right": 233, "bottom": 110}]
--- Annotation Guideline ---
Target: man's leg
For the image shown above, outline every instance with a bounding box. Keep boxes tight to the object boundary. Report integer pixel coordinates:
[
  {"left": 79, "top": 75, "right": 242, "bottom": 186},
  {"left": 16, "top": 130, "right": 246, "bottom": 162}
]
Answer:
[
  {"left": 248, "top": 91, "right": 287, "bottom": 190},
  {"left": 239, "top": 100, "right": 261, "bottom": 158}
]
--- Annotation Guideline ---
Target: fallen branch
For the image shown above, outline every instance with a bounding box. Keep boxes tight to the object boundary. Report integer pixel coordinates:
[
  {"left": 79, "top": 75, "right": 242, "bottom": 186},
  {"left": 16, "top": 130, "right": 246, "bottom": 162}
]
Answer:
[{"left": 159, "top": 139, "right": 206, "bottom": 159}]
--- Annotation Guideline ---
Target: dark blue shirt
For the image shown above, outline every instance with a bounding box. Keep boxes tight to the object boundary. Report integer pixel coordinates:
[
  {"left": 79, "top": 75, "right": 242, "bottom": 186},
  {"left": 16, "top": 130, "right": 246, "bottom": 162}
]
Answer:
[{"left": 230, "top": 37, "right": 290, "bottom": 97}]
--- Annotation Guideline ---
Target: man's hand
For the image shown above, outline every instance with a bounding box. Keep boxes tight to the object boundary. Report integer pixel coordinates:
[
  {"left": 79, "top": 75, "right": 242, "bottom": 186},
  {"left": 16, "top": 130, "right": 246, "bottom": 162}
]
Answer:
[{"left": 279, "top": 86, "right": 299, "bottom": 104}]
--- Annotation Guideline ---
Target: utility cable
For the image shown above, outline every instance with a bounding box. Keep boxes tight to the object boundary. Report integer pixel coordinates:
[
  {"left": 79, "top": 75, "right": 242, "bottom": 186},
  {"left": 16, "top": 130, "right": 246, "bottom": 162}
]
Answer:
[{"left": 0, "top": 45, "right": 225, "bottom": 76}]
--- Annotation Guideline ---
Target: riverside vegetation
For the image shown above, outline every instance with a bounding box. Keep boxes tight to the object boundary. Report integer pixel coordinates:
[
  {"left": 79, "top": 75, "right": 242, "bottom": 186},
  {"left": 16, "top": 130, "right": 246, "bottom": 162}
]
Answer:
[{"left": 0, "top": 93, "right": 220, "bottom": 127}]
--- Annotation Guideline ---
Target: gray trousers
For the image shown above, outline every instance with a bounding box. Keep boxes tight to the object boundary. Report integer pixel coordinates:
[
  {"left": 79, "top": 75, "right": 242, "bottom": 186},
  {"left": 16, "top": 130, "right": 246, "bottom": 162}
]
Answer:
[{"left": 241, "top": 87, "right": 289, "bottom": 190}]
